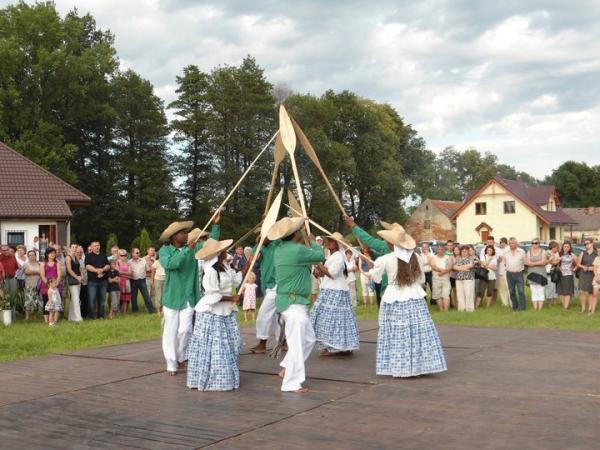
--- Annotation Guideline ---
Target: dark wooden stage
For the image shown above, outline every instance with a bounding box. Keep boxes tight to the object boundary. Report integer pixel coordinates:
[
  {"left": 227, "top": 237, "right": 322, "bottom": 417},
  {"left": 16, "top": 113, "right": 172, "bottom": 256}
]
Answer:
[{"left": 1, "top": 322, "right": 599, "bottom": 449}]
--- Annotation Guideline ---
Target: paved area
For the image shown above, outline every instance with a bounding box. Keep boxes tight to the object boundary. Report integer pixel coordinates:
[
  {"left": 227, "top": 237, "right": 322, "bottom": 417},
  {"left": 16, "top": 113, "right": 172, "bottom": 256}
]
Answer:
[{"left": 1, "top": 322, "right": 599, "bottom": 449}]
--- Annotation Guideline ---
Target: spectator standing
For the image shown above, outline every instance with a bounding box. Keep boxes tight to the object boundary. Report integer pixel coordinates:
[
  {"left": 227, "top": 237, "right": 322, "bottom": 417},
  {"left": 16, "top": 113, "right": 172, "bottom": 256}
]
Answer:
[
  {"left": 577, "top": 239, "right": 596, "bottom": 313},
  {"left": 117, "top": 250, "right": 132, "bottom": 313},
  {"left": 453, "top": 246, "right": 475, "bottom": 312},
  {"left": 107, "top": 260, "right": 121, "bottom": 319},
  {"left": 242, "top": 271, "right": 258, "bottom": 322},
  {"left": 65, "top": 243, "right": 83, "bottom": 322},
  {"left": 108, "top": 245, "right": 119, "bottom": 262},
  {"left": 525, "top": 240, "right": 547, "bottom": 311},
  {"left": 430, "top": 245, "right": 451, "bottom": 311},
  {"left": 545, "top": 241, "right": 561, "bottom": 304},
  {"left": 232, "top": 246, "right": 247, "bottom": 271},
  {"left": 495, "top": 237, "right": 511, "bottom": 307},
  {"left": 129, "top": 248, "right": 155, "bottom": 313},
  {"left": 557, "top": 242, "right": 576, "bottom": 310},
  {"left": 15, "top": 245, "right": 27, "bottom": 289},
  {"left": 591, "top": 243, "right": 600, "bottom": 314},
  {"left": 344, "top": 248, "right": 359, "bottom": 307},
  {"left": 358, "top": 247, "right": 375, "bottom": 306},
  {"left": 476, "top": 245, "right": 497, "bottom": 308},
  {"left": 23, "top": 250, "right": 42, "bottom": 320},
  {"left": 85, "top": 241, "right": 109, "bottom": 319},
  {"left": 40, "top": 248, "right": 61, "bottom": 324},
  {"left": 449, "top": 246, "right": 460, "bottom": 308},
  {"left": 151, "top": 257, "right": 166, "bottom": 315},
  {"left": 420, "top": 243, "right": 434, "bottom": 305},
  {"left": 504, "top": 238, "right": 527, "bottom": 311},
  {"left": 77, "top": 246, "right": 89, "bottom": 319},
  {"left": 144, "top": 247, "right": 156, "bottom": 298},
  {"left": 0, "top": 244, "right": 19, "bottom": 294},
  {"left": 39, "top": 233, "right": 48, "bottom": 261}
]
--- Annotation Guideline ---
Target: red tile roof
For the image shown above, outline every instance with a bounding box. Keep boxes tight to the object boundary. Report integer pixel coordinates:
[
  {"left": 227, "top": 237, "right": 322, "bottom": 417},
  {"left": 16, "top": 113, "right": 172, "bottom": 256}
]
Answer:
[
  {"left": 0, "top": 141, "right": 91, "bottom": 218},
  {"left": 452, "top": 175, "right": 576, "bottom": 225},
  {"left": 430, "top": 200, "right": 462, "bottom": 218}
]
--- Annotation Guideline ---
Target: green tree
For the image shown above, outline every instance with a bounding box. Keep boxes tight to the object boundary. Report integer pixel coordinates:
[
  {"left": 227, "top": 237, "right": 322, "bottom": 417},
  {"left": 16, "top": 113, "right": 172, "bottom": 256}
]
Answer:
[
  {"left": 111, "top": 69, "right": 178, "bottom": 244},
  {"left": 545, "top": 161, "right": 600, "bottom": 207},
  {"left": 138, "top": 228, "right": 151, "bottom": 256},
  {"left": 106, "top": 233, "right": 119, "bottom": 252}
]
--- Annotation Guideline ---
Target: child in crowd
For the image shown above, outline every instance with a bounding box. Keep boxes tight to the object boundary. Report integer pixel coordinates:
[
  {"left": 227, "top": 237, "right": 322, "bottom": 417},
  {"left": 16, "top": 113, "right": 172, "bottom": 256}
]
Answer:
[
  {"left": 242, "top": 271, "right": 258, "bottom": 322},
  {"left": 108, "top": 260, "right": 121, "bottom": 319},
  {"left": 44, "top": 277, "right": 62, "bottom": 327}
]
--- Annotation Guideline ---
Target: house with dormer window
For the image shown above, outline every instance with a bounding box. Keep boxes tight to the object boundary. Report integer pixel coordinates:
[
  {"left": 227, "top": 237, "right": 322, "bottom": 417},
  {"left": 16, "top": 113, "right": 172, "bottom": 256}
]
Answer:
[{"left": 451, "top": 175, "right": 576, "bottom": 244}]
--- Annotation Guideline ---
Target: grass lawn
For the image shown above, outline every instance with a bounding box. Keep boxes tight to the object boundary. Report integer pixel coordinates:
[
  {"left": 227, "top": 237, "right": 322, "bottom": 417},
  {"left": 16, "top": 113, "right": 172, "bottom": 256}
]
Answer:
[{"left": 2, "top": 290, "right": 599, "bottom": 364}]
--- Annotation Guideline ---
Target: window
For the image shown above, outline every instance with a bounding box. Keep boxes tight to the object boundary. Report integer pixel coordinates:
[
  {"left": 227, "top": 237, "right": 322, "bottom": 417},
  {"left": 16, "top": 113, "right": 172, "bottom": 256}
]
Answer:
[
  {"left": 549, "top": 227, "right": 556, "bottom": 240},
  {"left": 7, "top": 232, "right": 24, "bottom": 246},
  {"left": 475, "top": 202, "right": 487, "bottom": 215},
  {"left": 504, "top": 201, "right": 516, "bottom": 214},
  {"left": 424, "top": 220, "right": 431, "bottom": 230}
]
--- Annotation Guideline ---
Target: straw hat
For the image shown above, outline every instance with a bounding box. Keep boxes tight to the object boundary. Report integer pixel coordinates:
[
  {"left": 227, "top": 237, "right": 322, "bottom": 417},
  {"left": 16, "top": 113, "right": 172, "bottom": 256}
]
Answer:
[
  {"left": 380, "top": 220, "right": 401, "bottom": 231},
  {"left": 267, "top": 217, "right": 305, "bottom": 241},
  {"left": 187, "top": 227, "right": 209, "bottom": 245},
  {"left": 195, "top": 238, "right": 234, "bottom": 261},
  {"left": 118, "top": 249, "right": 127, "bottom": 257},
  {"left": 160, "top": 221, "right": 193, "bottom": 242},
  {"left": 327, "top": 232, "right": 350, "bottom": 248},
  {"left": 376, "top": 225, "right": 416, "bottom": 250}
]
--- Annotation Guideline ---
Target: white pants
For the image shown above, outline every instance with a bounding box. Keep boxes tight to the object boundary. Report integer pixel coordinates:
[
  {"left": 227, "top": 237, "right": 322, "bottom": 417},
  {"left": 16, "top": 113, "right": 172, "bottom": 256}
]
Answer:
[
  {"left": 256, "top": 287, "right": 280, "bottom": 340},
  {"left": 456, "top": 279, "right": 475, "bottom": 312},
  {"left": 530, "top": 283, "right": 545, "bottom": 302},
  {"left": 280, "top": 305, "right": 316, "bottom": 391},
  {"left": 497, "top": 274, "right": 511, "bottom": 307},
  {"left": 360, "top": 273, "right": 374, "bottom": 298},
  {"left": 68, "top": 284, "right": 82, "bottom": 322},
  {"left": 162, "top": 306, "right": 194, "bottom": 372}
]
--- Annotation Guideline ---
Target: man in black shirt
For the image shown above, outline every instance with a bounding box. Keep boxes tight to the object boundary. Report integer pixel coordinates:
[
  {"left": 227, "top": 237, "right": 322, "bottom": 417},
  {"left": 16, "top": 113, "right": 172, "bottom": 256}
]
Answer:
[{"left": 85, "top": 241, "right": 109, "bottom": 319}]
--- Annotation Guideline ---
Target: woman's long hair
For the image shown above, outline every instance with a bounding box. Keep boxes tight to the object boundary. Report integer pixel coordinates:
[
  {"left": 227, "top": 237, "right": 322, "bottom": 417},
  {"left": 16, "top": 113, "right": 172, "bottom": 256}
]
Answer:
[{"left": 395, "top": 253, "right": 422, "bottom": 287}]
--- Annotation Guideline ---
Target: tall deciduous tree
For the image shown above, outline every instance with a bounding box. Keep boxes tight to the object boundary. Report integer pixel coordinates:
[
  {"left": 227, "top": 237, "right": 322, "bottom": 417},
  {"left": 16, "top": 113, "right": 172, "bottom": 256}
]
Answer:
[{"left": 545, "top": 161, "right": 600, "bottom": 207}]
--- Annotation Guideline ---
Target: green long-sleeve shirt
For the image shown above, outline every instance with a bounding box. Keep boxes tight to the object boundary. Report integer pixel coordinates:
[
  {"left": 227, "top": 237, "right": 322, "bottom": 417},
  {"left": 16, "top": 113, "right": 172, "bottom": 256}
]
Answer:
[
  {"left": 251, "top": 240, "right": 281, "bottom": 293},
  {"left": 351, "top": 224, "right": 391, "bottom": 293},
  {"left": 273, "top": 240, "right": 324, "bottom": 312},
  {"left": 159, "top": 225, "right": 220, "bottom": 310}
]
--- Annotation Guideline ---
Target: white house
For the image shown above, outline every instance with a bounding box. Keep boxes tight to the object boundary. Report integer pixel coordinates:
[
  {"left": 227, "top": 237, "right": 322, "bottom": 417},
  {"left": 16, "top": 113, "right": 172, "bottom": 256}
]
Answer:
[{"left": 0, "top": 141, "right": 91, "bottom": 250}]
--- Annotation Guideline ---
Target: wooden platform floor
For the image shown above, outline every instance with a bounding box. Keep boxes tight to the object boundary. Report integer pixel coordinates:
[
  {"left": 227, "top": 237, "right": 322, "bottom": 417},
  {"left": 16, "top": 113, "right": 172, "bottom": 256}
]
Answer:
[{"left": 1, "top": 321, "right": 600, "bottom": 449}]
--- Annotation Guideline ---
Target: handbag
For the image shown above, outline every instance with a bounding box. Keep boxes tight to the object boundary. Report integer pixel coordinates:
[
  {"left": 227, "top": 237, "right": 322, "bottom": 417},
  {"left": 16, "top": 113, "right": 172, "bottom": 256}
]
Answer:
[
  {"left": 474, "top": 265, "right": 489, "bottom": 280},
  {"left": 550, "top": 266, "right": 561, "bottom": 284},
  {"left": 67, "top": 275, "right": 80, "bottom": 286},
  {"left": 527, "top": 272, "right": 548, "bottom": 286}
]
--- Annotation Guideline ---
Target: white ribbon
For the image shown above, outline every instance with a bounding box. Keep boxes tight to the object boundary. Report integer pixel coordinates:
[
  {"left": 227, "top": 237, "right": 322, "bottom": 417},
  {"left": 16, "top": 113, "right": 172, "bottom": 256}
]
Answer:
[{"left": 394, "top": 245, "right": 414, "bottom": 263}]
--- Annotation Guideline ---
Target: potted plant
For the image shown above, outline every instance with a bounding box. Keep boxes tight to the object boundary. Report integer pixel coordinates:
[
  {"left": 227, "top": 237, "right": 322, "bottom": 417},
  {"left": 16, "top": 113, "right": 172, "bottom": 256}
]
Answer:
[{"left": 0, "top": 283, "right": 22, "bottom": 326}]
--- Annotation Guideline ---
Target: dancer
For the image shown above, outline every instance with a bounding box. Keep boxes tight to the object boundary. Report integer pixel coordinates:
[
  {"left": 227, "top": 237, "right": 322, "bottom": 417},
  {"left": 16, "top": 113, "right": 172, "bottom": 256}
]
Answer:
[
  {"left": 310, "top": 233, "right": 360, "bottom": 356},
  {"left": 344, "top": 215, "right": 394, "bottom": 306},
  {"left": 250, "top": 237, "right": 281, "bottom": 354},
  {"left": 370, "top": 225, "right": 447, "bottom": 377},
  {"left": 187, "top": 238, "right": 242, "bottom": 391},
  {"left": 158, "top": 211, "right": 221, "bottom": 376},
  {"left": 269, "top": 217, "right": 324, "bottom": 393}
]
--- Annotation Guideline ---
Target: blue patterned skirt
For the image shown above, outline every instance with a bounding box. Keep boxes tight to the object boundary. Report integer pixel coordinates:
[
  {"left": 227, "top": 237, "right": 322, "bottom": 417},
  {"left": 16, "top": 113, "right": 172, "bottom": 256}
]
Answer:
[
  {"left": 377, "top": 298, "right": 447, "bottom": 377},
  {"left": 310, "top": 288, "right": 360, "bottom": 352},
  {"left": 186, "top": 312, "right": 242, "bottom": 391}
]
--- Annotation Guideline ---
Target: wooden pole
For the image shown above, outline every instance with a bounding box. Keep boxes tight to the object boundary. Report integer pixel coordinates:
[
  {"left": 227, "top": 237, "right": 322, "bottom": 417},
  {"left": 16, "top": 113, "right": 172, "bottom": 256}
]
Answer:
[{"left": 201, "top": 131, "right": 278, "bottom": 233}]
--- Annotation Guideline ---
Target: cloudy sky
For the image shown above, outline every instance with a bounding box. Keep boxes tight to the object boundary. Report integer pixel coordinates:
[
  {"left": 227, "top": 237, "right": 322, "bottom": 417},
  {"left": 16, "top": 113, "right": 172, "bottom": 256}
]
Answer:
[{"left": 5, "top": 0, "right": 600, "bottom": 178}]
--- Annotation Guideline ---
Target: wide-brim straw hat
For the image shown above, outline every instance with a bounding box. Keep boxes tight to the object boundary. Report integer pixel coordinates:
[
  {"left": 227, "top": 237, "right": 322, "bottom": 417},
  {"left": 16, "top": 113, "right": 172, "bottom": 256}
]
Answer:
[
  {"left": 267, "top": 217, "right": 305, "bottom": 241},
  {"left": 327, "top": 232, "right": 350, "bottom": 248},
  {"left": 380, "top": 220, "right": 401, "bottom": 231},
  {"left": 160, "top": 221, "right": 193, "bottom": 242},
  {"left": 187, "top": 227, "right": 209, "bottom": 244},
  {"left": 377, "top": 225, "right": 416, "bottom": 250},
  {"left": 195, "top": 238, "right": 234, "bottom": 261}
]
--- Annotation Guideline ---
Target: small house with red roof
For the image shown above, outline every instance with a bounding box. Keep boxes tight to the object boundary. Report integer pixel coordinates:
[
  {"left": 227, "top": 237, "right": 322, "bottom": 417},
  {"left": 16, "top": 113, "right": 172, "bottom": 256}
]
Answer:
[
  {"left": 0, "top": 141, "right": 91, "bottom": 249},
  {"left": 404, "top": 199, "right": 462, "bottom": 243},
  {"left": 451, "top": 174, "right": 576, "bottom": 244}
]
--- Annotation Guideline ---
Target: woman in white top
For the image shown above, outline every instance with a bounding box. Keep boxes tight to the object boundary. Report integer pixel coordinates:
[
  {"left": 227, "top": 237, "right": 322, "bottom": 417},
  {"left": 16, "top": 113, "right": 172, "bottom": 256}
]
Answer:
[
  {"left": 344, "top": 248, "right": 359, "bottom": 307},
  {"left": 310, "top": 234, "right": 360, "bottom": 356},
  {"left": 187, "top": 239, "right": 242, "bottom": 391},
  {"left": 370, "top": 225, "right": 446, "bottom": 377},
  {"left": 475, "top": 245, "right": 498, "bottom": 309}
]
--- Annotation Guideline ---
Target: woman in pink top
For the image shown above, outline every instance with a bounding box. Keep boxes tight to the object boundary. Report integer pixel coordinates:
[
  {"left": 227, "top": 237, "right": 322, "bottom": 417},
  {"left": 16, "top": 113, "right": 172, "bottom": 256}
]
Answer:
[
  {"left": 40, "top": 247, "right": 61, "bottom": 324},
  {"left": 117, "top": 250, "right": 132, "bottom": 313}
]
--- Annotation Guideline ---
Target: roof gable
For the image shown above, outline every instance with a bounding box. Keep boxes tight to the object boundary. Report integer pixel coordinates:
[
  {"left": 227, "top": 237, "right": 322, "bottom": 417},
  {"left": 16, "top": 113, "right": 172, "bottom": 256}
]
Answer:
[{"left": 0, "top": 141, "right": 91, "bottom": 218}]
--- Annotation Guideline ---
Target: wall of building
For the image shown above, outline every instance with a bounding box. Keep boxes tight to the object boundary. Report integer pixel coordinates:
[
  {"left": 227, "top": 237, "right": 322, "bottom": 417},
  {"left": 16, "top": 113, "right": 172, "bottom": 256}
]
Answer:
[
  {"left": 456, "top": 182, "right": 540, "bottom": 243},
  {"left": 404, "top": 199, "right": 456, "bottom": 243},
  {"left": 0, "top": 219, "right": 69, "bottom": 249}
]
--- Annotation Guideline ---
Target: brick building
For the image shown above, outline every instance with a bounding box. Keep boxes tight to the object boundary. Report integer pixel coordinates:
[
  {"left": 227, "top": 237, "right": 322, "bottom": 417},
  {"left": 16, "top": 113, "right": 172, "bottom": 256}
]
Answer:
[{"left": 404, "top": 199, "right": 461, "bottom": 243}]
